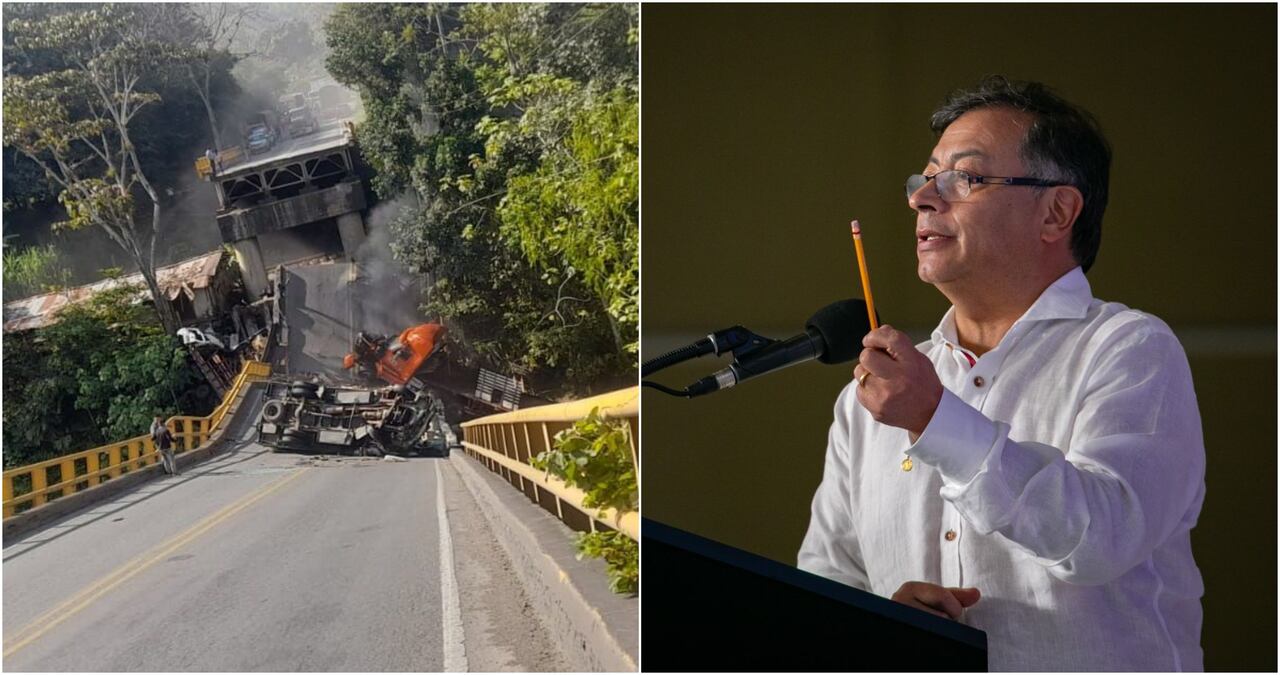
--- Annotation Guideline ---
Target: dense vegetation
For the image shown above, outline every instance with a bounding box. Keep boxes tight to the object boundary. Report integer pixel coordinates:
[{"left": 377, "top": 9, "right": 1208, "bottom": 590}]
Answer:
[
  {"left": 2, "top": 286, "right": 202, "bottom": 469},
  {"left": 325, "top": 3, "right": 638, "bottom": 395}
]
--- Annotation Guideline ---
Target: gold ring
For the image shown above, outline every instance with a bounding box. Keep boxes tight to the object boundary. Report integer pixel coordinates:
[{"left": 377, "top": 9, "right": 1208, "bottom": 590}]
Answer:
[{"left": 857, "top": 371, "right": 871, "bottom": 387}]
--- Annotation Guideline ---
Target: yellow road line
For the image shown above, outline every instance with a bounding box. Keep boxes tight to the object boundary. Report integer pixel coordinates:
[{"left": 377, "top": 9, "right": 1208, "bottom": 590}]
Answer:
[{"left": 3, "top": 468, "right": 310, "bottom": 657}]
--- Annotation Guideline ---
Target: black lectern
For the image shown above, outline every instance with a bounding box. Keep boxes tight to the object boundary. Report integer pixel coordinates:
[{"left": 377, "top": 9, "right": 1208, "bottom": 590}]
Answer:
[{"left": 642, "top": 518, "right": 988, "bottom": 672}]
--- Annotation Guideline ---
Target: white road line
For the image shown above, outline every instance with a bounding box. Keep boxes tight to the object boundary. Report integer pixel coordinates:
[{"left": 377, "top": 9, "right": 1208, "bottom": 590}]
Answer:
[{"left": 435, "top": 460, "right": 469, "bottom": 672}]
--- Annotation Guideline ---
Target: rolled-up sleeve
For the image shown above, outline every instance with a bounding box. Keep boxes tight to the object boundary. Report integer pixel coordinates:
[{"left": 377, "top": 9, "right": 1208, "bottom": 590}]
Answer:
[
  {"left": 798, "top": 385, "right": 871, "bottom": 590},
  {"left": 907, "top": 323, "right": 1206, "bottom": 586}
]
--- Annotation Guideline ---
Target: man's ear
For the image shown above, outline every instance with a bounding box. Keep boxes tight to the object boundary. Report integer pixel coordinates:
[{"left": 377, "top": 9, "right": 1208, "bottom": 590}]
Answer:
[{"left": 1041, "top": 186, "right": 1083, "bottom": 245}]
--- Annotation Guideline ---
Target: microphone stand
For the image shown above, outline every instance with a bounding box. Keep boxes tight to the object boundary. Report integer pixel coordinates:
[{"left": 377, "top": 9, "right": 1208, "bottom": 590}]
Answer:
[{"left": 642, "top": 327, "right": 776, "bottom": 398}]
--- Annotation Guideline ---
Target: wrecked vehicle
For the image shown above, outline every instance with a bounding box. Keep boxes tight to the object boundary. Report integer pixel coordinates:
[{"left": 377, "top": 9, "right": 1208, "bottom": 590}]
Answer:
[
  {"left": 256, "top": 379, "right": 446, "bottom": 456},
  {"left": 256, "top": 322, "right": 451, "bottom": 456},
  {"left": 342, "top": 323, "right": 448, "bottom": 388}
]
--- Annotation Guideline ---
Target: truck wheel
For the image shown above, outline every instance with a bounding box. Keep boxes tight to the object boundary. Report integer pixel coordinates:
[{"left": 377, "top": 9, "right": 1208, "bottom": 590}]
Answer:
[
  {"left": 290, "top": 386, "right": 318, "bottom": 400},
  {"left": 291, "top": 380, "right": 319, "bottom": 393},
  {"left": 262, "top": 400, "right": 286, "bottom": 423}
]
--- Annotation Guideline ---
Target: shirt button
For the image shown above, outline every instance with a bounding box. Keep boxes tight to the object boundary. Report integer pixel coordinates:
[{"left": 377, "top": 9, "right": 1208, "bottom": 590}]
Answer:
[
  {"left": 944, "top": 530, "right": 957, "bottom": 542},
  {"left": 973, "top": 376, "right": 985, "bottom": 387}
]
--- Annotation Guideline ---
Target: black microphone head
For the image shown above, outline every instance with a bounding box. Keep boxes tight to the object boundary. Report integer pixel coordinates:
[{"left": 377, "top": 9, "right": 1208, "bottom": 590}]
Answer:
[{"left": 805, "top": 299, "right": 872, "bottom": 364}]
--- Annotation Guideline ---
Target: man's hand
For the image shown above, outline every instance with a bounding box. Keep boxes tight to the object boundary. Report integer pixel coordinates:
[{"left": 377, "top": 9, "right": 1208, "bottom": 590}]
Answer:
[
  {"left": 891, "top": 581, "right": 981, "bottom": 620},
  {"left": 852, "top": 325, "right": 944, "bottom": 436}
]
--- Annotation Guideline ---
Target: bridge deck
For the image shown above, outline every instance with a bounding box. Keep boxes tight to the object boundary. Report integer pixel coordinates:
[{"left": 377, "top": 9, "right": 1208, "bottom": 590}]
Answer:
[
  {"left": 222, "top": 121, "right": 352, "bottom": 176},
  {"left": 2, "top": 389, "right": 569, "bottom": 671}
]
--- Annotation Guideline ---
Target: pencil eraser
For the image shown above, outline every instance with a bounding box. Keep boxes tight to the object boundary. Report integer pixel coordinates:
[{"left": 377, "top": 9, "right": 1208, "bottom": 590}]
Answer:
[{"left": 850, "top": 219, "right": 861, "bottom": 235}]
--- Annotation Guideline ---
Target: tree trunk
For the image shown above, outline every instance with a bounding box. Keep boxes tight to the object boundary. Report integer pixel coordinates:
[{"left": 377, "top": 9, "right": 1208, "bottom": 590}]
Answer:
[
  {"left": 194, "top": 67, "right": 222, "bottom": 151},
  {"left": 202, "top": 91, "right": 222, "bottom": 151},
  {"left": 136, "top": 260, "right": 181, "bottom": 336}
]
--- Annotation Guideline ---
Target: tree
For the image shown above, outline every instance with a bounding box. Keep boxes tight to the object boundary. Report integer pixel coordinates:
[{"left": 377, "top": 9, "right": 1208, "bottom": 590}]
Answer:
[
  {"left": 4, "top": 5, "right": 187, "bottom": 334},
  {"left": 469, "top": 4, "right": 639, "bottom": 355},
  {"left": 2, "top": 285, "right": 198, "bottom": 469},
  {"left": 325, "top": 3, "right": 638, "bottom": 394},
  {"left": 170, "top": 4, "right": 254, "bottom": 151}
]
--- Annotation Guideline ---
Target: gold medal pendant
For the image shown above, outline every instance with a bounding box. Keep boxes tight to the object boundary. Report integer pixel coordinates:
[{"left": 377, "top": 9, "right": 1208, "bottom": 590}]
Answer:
[{"left": 901, "top": 457, "right": 913, "bottom": 472}]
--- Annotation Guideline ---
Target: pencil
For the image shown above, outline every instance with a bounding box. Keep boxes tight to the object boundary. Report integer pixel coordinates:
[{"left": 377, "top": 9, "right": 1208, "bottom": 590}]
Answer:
[{"left": 850, "top": 220, "right": 879, "bottom": 330}]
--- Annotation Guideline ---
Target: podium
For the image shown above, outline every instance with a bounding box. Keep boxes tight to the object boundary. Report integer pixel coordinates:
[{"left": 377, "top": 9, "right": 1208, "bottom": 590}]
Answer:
[{"left": 642, "top": 518, "right": 987, "bottom": 671}]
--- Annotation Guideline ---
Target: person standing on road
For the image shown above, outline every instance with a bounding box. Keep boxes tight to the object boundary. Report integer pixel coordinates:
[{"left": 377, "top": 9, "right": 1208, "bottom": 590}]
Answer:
[{"left": 151, "top": 416, "right": 179, "bottom": 476}]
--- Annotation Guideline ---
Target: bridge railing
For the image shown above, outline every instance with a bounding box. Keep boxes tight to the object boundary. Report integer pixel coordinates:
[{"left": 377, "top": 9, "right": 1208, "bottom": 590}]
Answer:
[
  {"left": 194, "top": 146, "right": 246, "bottom": 180},
  {"left": 2, "top": 360, "right": 272, "bottom": 519},
  {"left": 460, "top": 387, "right": 638, "bottom": 540}
]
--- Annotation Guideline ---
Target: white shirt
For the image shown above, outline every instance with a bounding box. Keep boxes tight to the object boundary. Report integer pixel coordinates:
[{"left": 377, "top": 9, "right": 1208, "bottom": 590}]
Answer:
[{"left": 798, "top": 267, "right": 1205, "bottom": 671}]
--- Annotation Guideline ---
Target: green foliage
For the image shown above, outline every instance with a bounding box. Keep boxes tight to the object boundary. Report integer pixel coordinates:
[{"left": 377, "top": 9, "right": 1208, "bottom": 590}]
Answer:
[
  {"left": 325, "top": 3, "right": 637, "bottom": 395},
  {"left": 2, "top": 244, "right": 72, "bottom": 301},
  {"left": 531, "top": 407, "right": 638, "bottom": 594},
  {"left": 0, "top": 3, "right": 227, "bottom": 334},
  {"left": 1, "top": 285, "right": 199, "bottom": 469},
  {"left": 532, "top": 407, "right": 637, "bottom": 512},
  {"left": 577, "top": 530, "right": 638, "bottom": 594}
]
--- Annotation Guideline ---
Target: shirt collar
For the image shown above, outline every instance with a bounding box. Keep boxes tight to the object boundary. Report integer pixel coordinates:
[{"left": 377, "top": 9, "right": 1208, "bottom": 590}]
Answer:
[{"left": 931, "top": 266, "right": 1093, "bottom": 347}]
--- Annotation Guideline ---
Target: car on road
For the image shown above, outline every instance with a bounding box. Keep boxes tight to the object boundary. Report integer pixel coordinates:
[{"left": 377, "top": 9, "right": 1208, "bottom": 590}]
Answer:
[
  {"left": 246, "top": 125, "right": 275, "bottom": 154},
  {"left": 286, "top": 106, "right": 317, "bottom": 137}
]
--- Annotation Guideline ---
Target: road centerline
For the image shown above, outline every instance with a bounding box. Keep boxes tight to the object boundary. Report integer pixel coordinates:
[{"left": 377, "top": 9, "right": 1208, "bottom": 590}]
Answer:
[{"left": 3, "top": 467, "right": 311, "bottom": 658}]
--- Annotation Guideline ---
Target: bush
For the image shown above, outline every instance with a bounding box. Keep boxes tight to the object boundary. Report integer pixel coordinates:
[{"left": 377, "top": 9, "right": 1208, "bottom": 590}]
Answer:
[{"left": 532, "top": 406, "right": 638, "bottom": 594}]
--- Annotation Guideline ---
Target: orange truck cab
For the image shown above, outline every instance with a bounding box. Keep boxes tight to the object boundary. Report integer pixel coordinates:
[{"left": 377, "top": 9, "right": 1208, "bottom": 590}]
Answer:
[{"left": 343, "top": 323, "right": 447, "bottom": 385}]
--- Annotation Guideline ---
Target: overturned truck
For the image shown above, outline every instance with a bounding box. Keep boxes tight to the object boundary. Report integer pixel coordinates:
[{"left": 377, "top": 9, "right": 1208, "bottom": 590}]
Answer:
[{"left": 256, "top": 323, "right": 451, "bottom": 456}]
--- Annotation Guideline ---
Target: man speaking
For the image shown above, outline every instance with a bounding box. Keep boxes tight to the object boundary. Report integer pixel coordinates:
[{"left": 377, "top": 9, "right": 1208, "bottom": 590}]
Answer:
[{"left": 798, "top": 76, "right": 1205, "bottom": 671}]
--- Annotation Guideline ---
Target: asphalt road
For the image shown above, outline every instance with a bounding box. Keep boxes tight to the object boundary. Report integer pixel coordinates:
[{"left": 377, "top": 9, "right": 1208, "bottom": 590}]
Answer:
[
  {"left": 2, "top": 420, "right": 568, "bottom": 671},
  {"left": 233, "top": 120, "right": 352, "bottom": 173}
]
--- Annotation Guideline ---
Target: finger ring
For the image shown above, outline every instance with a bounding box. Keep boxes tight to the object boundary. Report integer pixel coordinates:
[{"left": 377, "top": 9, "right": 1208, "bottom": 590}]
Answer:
[{"left": 857, "top": 371, "right": 871, "bottom": 387}]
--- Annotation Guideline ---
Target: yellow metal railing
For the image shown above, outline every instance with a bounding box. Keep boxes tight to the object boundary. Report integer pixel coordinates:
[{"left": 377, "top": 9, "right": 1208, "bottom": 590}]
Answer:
[
  {"left": 2, "top": 360, "right": 272, "bottom": 519},
  {"left": 194, "top": 146, "right": 245, "bottom": 180},
  {"left": 461, "top": 386, "right": 638, "bottom": 540}
]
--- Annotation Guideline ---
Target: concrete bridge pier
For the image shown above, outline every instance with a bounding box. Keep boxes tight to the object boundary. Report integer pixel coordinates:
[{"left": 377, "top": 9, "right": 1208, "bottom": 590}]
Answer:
[
  {"left": 233, "top": 238, "right": 270, "bottom": 298},
  {"left": 212, "top": 126, "right": 369, "bottom": 299},
  {"left": 336, "top": 212, "right": 367, "bottom": 261}
]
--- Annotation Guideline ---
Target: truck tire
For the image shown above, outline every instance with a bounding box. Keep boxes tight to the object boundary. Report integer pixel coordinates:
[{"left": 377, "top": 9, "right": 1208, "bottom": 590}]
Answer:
[
  {"left": 262, "top": 400, "right": 286, "bottom": 423},
  {"left": 290, "top": 386, "right": 318, "bottom": 400}
]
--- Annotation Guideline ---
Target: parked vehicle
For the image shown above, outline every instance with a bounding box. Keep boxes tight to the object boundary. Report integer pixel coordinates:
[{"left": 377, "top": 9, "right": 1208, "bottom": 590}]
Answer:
[
  {"left": 246, "top": 125, "right": 275, "bottom": 154},
  {"left": 286, "top": 106, "right": 317, "bottom": 137}
]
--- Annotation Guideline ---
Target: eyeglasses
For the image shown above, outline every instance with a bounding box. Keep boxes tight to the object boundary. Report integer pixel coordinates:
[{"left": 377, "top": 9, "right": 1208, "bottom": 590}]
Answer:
[{"left": 905, "top": 170, "right": 1064, "bottom": 202}]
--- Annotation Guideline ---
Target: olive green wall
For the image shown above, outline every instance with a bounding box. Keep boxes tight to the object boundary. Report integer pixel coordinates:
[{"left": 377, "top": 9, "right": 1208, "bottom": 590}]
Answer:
[{"left": 640, "top": 4, "right": 1276, "bottom": 671}]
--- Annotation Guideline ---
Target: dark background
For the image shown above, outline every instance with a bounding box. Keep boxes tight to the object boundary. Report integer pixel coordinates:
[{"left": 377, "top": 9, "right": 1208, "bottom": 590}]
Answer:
[{"left": 640, "top": 4, "right": 1276, "bottom": 671}]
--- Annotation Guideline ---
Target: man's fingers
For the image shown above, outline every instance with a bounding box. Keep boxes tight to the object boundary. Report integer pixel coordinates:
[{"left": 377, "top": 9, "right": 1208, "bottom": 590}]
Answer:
[
  {"left": 863, "top": 325, "right": 915, "bottom": 359},
  {"left": 920, "top": 585, "right": 964, "bottom": 619},
  {"left": 899, "top": 599, "right": 951, "bottom": 619},
  {"left": 894, "top": 581, "right": 964, "bottom": 620},
  {"left": 948, "top": 587, "right": 982, "bottom": 608},
  {"left": 858, "top": 348, "right": 894, "bottom": 376}
]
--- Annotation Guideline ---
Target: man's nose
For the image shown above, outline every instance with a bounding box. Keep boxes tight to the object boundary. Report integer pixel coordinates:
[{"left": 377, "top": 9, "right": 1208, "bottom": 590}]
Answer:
[{"left": 908, "top": 180, "right": 943, "bottom": 213}]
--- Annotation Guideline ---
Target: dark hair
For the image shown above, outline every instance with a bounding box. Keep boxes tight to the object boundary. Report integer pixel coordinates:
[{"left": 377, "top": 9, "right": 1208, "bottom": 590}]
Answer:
[{"left": 930, "top": 76, "right": 1111, "bottom": 273}]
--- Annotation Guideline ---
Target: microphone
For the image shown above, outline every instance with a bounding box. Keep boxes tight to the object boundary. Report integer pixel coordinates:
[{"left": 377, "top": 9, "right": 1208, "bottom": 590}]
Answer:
[
  {"left": 685, "top": 298, "right": 871, "bottom": 397},
  {"left": 641, "top": 325, "right": 761, "bottom": 377}
]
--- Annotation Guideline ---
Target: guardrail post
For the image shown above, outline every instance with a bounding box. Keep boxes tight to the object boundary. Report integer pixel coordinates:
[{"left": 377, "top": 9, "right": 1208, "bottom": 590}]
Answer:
[
  {"left": 3, "top": 475, "right": 14, "bottom": 518},
  {"left": 31, "top": 467, "right": 48, "bottom": 509},
  {"left": 88, "top": 452, "right": 101, "bottom": 487},
  {"left": 539, "top": 422, "right": 564, "bottom": 519}
]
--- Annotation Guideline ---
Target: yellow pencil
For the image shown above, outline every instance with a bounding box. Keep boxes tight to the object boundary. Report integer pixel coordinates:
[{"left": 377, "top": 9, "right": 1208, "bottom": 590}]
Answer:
[{"left": 850, "top": 220, "right": 878, "bottom": 330}]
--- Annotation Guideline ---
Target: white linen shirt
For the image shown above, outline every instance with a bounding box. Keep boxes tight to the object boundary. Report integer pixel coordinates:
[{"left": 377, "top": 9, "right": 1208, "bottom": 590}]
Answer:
[{"left": 798, "top": 267, "right": 1206, "bottom": 671}]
